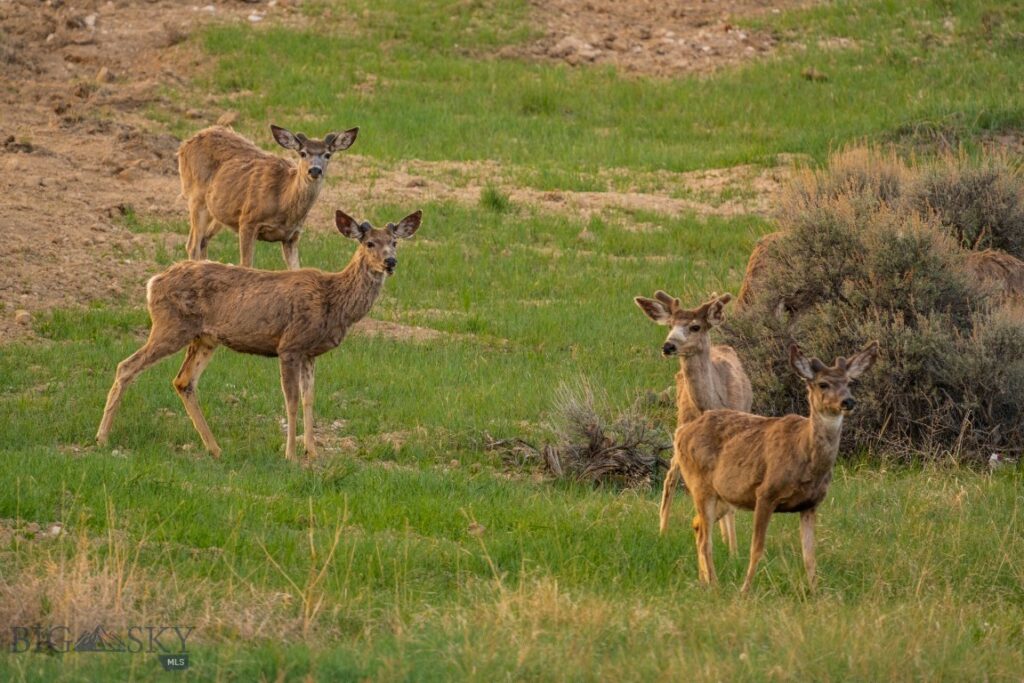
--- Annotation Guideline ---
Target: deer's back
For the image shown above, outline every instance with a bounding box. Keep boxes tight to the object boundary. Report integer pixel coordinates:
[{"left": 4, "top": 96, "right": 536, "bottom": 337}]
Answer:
[
  {"left": 709, "top": 344, "right": 753, "bottom": 412},
  {"left": 675, "top": 410, "right": 807, "bottom": 509},
  {"left": 147, "top": 261, "right": 335, "bottom": 357},
  {"left": 178, "top": 126, "right": 281, "bottom": 193}
]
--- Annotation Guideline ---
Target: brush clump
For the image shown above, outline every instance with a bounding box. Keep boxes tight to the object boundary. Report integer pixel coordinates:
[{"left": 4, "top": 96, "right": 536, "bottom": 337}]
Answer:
[
  {"left": 730, "top": 147, "right": 1024, "bottom": 462},
  {"left": 490, "top": 378, "right": 670, "bottom": 488}
]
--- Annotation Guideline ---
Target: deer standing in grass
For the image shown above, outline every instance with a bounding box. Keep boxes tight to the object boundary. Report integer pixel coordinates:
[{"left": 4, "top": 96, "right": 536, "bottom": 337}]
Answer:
[
  {"left": 635, "top": 291, "right": 751, "bottom": 555},
  {"left": 666, "top": 341, "right": 879, "bottom": 593},
  {"left": 178, "top": 124, "right": 358, "bottom": 269},
  {"left": 96, "top": 209, "right": 422, "bottom": 460}
]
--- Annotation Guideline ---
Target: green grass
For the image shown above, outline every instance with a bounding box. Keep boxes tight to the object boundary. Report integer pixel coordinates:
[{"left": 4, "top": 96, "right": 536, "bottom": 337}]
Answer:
[
  {"left": 198, "top": 0, "right": 1024, "bottom": 174},
  {"left": 2, "top": 201, "right": 1022, "bottom": 681},
  {"left": 4, "top": 0, "right": 1024, "bottom": 679}
]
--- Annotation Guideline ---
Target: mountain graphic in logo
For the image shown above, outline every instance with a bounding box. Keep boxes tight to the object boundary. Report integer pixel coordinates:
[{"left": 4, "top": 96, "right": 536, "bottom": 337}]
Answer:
[{"left": 74, "top": 625, "right": 127, "bottom": 653}]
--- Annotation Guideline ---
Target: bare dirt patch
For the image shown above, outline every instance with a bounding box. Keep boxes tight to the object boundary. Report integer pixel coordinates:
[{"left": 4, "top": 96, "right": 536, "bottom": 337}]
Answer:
[
  {"left": 0, "top": 0, "right": 306, "bottom": 343},
  {"left": 309, "top": 155, "right": 791, "bottom": 231},
  {"left": 511, "top": 0, "right": 814, "bottom": 77}
]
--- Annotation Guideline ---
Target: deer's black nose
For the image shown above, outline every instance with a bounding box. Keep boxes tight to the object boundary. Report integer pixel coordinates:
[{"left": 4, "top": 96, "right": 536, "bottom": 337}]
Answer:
[
  {"left": 384, "top": 257, "right": 397, "bottom": 269},
  {"left": 841, "top": 398, "right": 856, "bottom": 411},
  {"left": 662, "top": 342, "right": 677, "bottom": 356},
  {"left": 308, "top": 167, "right": 323, "bottom": 178}
]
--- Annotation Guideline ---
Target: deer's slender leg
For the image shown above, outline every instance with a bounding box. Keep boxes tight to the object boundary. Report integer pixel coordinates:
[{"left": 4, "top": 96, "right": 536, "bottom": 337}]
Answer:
[
  {"left": 692, "top": 511, "right": 708, "bottom": 584},
  {"left": 198, "top": 221, "right": 226, "bottom": 260},
  {"left": 279, "top": 356, "right": 302, "bottom": 460},
  {"left": 97, "top": 334, "right": 185, "bottom": 444},
  {"left": 172, "top": 338, "right": 221, "bottom": 457},
  {"left": 238, "top": 222, "right": 259, "bottom": 268},
  {"left": 719, "top": 507, "right": 738, "bottom": 556},
  {"left": 741, "top": 497, "right": 775, "bottom": 594},
  {"left": 281, "top": 234, "right": 301, "bottom": 271},
  {"left": 800, "top": 508, "right": 817, "bottom": 591},
  {"left": 691, "top": 494, "right": 717, "bottom": 585},
  {"left": 659, "top": 460, "right": 682, "bottom": 535},
  {"left": 298, "top": 357, "right": 317, "bottom": 458},
  {"left": 186, "top": 201, "right": 212, "bottom": 261},
  {"left": 701, "top": 498, "right": 718, "bottom": 585}
]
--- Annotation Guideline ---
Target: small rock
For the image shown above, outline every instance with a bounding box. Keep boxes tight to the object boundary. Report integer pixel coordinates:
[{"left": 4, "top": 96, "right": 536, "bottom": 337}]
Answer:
[
  {"left": 14, "top": 310, "right": 32, "bottom": 326},
  {"left": 83, "top": 14, "right": 97, "bottom": 29},
  {"left": 801, "top": 66, "right": 829, "bottom": 82},
  {"left": 449, "top": 458, "right": 460, "bottom": 468},
  {"left": 775, "top": 152, "right": 814, "bottom": 167},
  {"left": 248, "top": 12, "right": 264, "bottom": 23},
  {"left": 216, "top": 111, "right": 239, "bottom": 126},
  {"left": 989, "top": 452, "right": 1003, "bottom": 471},
  {"left": 467, "top": 522, "right": 485, "bottom": 537},
  {"left": 548, "top": 36, "right": 600, "bottom": 62},
  {"left": 116, "top": 166, "right": 143, "bottom": 182},
  {"left": 185, "top": 108, "right": 204, "bottom": 119},
  {"left": 4, "top": 135, "right": 33, "bottom": 153},
  {"left": 95, "top": 66, "right": 115, "bottom": 83}
]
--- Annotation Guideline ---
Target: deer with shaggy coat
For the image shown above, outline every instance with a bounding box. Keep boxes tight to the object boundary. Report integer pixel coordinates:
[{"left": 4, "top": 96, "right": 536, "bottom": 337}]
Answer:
[
  {"left": 178, "top": 124, "right": 358, "bottom": 269},
  {"left": 96, "top": 209, "right": 421, "bottom": 460},
  {"left": 667, "top": 341, "right": 879, "bottom": 593},
  {"left": 635, "top": 291, "right": 752, "bottom": 554}
]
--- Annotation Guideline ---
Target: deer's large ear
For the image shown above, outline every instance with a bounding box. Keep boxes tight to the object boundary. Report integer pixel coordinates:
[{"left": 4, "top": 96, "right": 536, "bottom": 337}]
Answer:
[
  {"left": 844, "top": 340, "right": 879, "bottom": 379},
  {"left": 789, "top": 343, "right": 818, "bottom": 380},
  {"left": 634, "top": 296, "right": 672, "bottom": 325},
  {"left": 653, "top": 290, "right": 680, "bottom": 312},
  {"left": 335, "top": 209, "right": 363, "bottom": 239},
  {"left": 271, "top": 124, "right": 302, "bottom": 151},
  {"left": 705, "top": 293, "right": 733, "bottom": 327},
  {"left": 326, "top": 127, "right": 359, "bottom": 152},
  {"left": 390, "top": 210, "right": 422, "bottom": 239}
]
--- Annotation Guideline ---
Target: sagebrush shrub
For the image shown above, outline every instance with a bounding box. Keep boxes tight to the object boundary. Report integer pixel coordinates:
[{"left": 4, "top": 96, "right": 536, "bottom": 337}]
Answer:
[
  {"left": 726, "top": 148, "right": 1024, "bottom": 462},
  {"left": 908, "top": 155, "right": 1024, "bottom": 258}
]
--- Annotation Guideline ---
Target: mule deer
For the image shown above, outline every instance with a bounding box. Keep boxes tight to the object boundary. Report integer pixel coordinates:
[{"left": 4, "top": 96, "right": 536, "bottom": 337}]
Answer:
[
  {"left": 664, "top": 340, "right": 878, "bottom": 593},
  {"left": 178, "top": 124, "right": 358, "bottom": 269},
  {"left": 635, "top": 291, "right": 752, "bottom": 554},
  {"left": 96, "top": 209, "right": 422, "bottom": 460}
]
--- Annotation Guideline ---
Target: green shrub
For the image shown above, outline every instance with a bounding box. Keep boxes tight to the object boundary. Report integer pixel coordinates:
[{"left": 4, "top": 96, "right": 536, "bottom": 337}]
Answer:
[
  {"left": 726, "top": 148, "right": 1024, "bottom": 462},
  {"left": 908, "top": 154, "right": 1024, "bottom": 258}
]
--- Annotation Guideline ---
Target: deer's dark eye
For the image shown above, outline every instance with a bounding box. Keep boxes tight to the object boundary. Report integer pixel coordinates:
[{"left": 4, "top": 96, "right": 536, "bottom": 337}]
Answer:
[
  {"left": 689, "top": 324, "right": 701, "bottom": 332},
  {"left": 324, "top": 153, "right": 332, "bottom": 159},
  {"left": 366, "top": 241, "right": 375, "bottom": 248},
  {"left": 391, "top": 241, "right": 397, "bottom": 247},
  {"left": 818, "top": 382, "right": 829, "bottom": 390},
  {"left": 299, "top": 151, "right": 308, "bottom": 158}
]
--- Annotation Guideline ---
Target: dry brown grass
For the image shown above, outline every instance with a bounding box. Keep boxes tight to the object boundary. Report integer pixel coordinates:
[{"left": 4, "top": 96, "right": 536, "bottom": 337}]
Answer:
[{"left": 0, "top": 498, "right": 354, "bottom": 650}]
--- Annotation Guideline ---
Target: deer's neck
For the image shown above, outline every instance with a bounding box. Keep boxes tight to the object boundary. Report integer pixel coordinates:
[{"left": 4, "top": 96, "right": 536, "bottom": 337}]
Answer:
[
  {"left": 285, "top": 166, "right": 323, "bottom": 215},
  {"left": 805, "top": 410, "right": 843, "bottom": 475},
  {"left": 326, "top": 251, "right": 385, "bottom": 331},
  {"left": 676, "top": 347, "right": 719, "bottom": 423}
]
